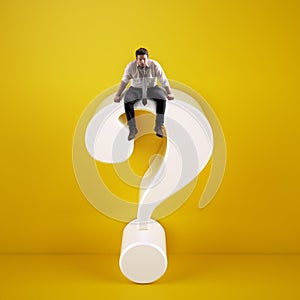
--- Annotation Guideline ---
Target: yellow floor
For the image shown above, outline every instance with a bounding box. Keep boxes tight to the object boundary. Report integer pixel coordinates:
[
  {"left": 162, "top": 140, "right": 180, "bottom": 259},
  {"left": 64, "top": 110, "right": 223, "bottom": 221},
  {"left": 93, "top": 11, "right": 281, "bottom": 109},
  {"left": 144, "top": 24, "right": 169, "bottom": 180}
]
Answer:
[{"left": 1, "top": 254, "right": 300, "bottom": 300}]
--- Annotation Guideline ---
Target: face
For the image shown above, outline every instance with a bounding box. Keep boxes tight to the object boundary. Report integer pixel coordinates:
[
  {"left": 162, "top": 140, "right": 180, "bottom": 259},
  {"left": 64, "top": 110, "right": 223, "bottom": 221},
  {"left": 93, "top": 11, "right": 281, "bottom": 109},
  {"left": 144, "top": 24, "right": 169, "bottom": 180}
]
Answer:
[{"left": 136, "top": 54, "right": 148, "bottom": 68}]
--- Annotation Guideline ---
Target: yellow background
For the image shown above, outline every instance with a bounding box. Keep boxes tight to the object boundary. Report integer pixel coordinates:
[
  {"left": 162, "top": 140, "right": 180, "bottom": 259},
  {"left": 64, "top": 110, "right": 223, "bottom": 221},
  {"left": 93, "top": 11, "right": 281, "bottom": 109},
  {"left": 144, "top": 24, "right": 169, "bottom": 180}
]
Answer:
[
  {"left": 1, "top": 0, "right": 299, "bottom": 254},
  {"left": 0, "top": 0, "right": 300, "bottom": 298}
]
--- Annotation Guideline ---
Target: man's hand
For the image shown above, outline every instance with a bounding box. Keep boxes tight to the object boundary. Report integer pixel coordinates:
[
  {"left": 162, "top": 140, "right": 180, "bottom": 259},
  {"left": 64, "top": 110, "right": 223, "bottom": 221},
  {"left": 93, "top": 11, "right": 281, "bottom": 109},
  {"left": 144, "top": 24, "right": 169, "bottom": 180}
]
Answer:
[
  {"left": 167, "top": 94, "right": 174, "bottom": 100},
  {"left": 114, "top": 95, "right": 121, "bottom": 103}
]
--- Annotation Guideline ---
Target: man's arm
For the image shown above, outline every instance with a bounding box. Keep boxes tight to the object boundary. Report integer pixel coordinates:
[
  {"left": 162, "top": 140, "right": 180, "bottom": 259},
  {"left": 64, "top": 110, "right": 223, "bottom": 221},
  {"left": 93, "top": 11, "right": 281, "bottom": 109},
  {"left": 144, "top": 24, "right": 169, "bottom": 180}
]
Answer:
[
  {"left": 114, "top": 63, "right": 132, "bottom": 102},
  {"left": 154, "top": 61, "right": 174, "bottom": 100},
  {"left": 114, "top": 81, "right": 128, "bottom": 102},
  {"left": 164, "top": 85, "right": 175, "bottom": 100}
]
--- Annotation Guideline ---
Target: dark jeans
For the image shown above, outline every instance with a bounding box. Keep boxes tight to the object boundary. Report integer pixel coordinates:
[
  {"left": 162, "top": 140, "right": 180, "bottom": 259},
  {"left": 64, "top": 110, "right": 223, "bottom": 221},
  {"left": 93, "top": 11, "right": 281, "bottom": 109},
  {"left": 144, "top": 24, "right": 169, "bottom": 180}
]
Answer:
[{"left": 124, "top": 99, "right": 166, "bottom": 121}]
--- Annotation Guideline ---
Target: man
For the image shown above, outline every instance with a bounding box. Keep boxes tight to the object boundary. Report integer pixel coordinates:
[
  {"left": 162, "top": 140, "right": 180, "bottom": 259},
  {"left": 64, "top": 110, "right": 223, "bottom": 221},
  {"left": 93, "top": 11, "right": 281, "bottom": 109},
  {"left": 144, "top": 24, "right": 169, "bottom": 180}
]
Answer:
[{"left": 114, "top": 48, "right": 174, "bottom": 140}]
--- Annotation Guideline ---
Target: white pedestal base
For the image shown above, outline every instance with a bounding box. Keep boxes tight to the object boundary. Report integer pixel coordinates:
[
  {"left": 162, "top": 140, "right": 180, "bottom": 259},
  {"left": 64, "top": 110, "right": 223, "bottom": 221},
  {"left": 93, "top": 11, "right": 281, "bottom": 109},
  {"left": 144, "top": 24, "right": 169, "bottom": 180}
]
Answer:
[{"left": 119, "top": 219, "right": 167, "bottom": 284}]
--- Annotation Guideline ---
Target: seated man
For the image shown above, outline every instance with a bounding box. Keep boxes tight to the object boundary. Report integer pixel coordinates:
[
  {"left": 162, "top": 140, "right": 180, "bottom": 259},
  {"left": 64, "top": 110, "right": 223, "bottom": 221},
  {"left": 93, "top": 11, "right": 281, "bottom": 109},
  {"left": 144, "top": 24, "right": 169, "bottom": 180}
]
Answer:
[{"left": 114, "top": 47, "right": 174, "bottom": 140}]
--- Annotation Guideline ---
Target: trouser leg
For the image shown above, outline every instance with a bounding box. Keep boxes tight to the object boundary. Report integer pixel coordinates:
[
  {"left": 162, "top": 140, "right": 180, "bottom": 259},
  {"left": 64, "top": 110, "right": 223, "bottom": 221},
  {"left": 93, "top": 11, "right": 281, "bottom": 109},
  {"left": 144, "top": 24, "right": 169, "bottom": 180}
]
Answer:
[
  {"left": 155, "top": 99, "right": 166, "bottom": 115},
  {"left": 124, "top": 101, "right": 138, "bottom": 141},
  {"left": 124, "top": 101, "right": 136, "bottom": 121},
  {"left": 152, "top": 99, "right": 166, "bottom": 138}
]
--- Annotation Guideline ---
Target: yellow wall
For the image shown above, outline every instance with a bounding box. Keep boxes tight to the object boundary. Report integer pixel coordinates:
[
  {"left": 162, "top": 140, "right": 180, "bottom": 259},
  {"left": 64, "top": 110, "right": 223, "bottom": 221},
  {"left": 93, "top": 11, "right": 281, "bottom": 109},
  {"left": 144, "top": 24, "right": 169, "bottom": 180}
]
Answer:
[{"left": 0, "top": 0, "right": 299, "bottom": 254}]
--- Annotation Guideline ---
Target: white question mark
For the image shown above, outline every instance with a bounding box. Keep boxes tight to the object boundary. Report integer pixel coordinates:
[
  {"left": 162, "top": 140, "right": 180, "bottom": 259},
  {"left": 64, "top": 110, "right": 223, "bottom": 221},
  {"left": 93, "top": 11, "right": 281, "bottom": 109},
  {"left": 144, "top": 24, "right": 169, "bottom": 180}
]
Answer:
[{"left": 84, "top": 88, "right": 214, "bottom": 283}]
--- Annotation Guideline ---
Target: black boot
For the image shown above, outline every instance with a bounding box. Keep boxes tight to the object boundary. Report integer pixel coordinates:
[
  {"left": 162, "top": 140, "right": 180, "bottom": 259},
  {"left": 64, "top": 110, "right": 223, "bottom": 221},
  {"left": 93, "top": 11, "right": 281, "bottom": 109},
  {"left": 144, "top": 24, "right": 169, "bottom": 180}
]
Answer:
[
  {"left": 154, "top": 114, "right": 164, "bottom": 138},
  {"left": 128, "top": 118, "right": 138, "bottom": 141}
]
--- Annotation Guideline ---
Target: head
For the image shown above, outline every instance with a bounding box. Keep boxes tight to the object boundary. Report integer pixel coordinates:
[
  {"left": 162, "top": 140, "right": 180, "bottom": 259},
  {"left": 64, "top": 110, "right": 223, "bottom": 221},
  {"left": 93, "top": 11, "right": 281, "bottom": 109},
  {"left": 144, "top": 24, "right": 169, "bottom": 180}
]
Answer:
[{"left": 135, "top": 47, "right": 149, "bottom": 68}]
